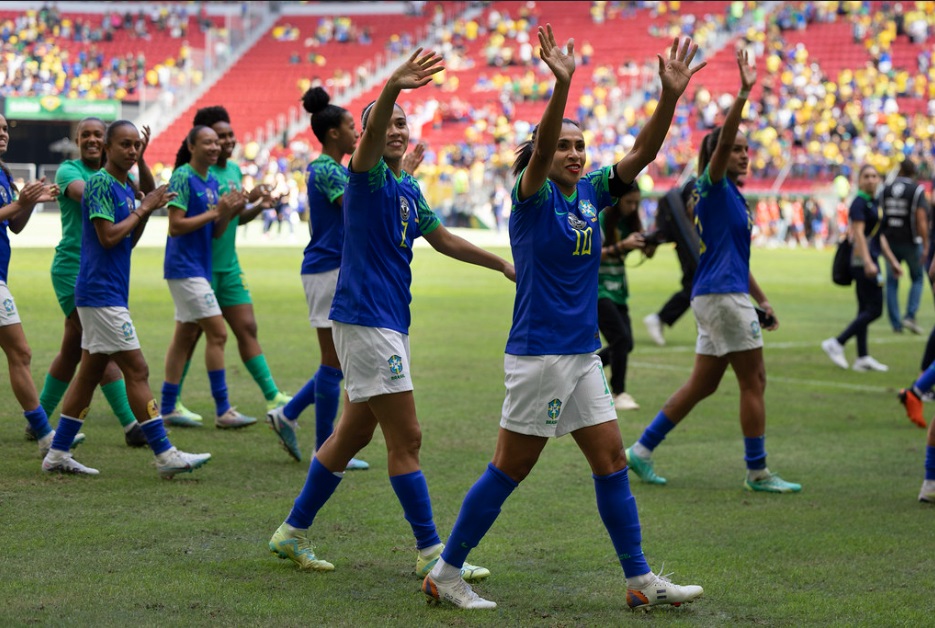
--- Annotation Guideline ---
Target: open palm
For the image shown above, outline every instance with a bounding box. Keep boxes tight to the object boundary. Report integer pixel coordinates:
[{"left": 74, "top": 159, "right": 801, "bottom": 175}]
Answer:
[
  {"left": 538, "top": 24, "right": 574, "bottom": 83},
  {"left": 391, "top": 48, "right": 444, "bottom": 90},
  {"left": 657, "top": 37, "right": 706, "bottom": 97},
  {"left": 737, "top": 48, "right": 757, "bottom": 90}
]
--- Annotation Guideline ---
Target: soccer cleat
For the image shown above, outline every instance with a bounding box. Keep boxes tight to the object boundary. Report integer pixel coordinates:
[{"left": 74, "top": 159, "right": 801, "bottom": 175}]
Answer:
[
  {"left": 626, "top": 446, "right": 667, "bottom": 485},
  {"left": 42, "top": 451, "right": 99, "bottom": 475},
  {"left": 266, "top": 406, "right": 301, "bottom": 461},
  {"left": 614, "top": 392, "right": 640, "bottom": 411},
  {"left": 744, "top": 471, "right": 801, "bottom": 493},
  {"left": 38, "top": 430, "right": 87, "bottom": 457},
  {"left": 422, "top": 574, "right": 497, "bottom": 609},
  {"left": 267, "top": 391, "right": 293, "bottom": 411},
  {"left": 918, "top": 480, "right": 935, "bottom": 503},
  {"left": 124, "top": 423, "right": 148, "bottom": 448},
  {"left": 626, "top": 571, "right": 703, "bottom": 610},
  {"left": 24, "top": 423, "right": 37, "bottom": 441},
  {"left": 416, "top": 544, "right": 490, "bottom": 582},
  {"left": 346, "top": 458, "right": 370, "bottom": 471},
  {"left": 820, "top": 338, "right": 848, "bottom": 369},
  {"left": 902, "top": 318, "right": 923, "bottom": 335},
  {"left": 164, "top": 402, "right": 204, "bottom": 428},
  {"left": 155, "top": 447, "right": 211, "bottom": 479},
  {"left": 852, "top": 355, "right": 888, "bottom": 372},
  {"left": 898, "top": 388, "right": 927, "bottom": 429},
  {"left": 215, "top": 407, "right": 257, "bottom": 429},
  {"left": 643, "top": 313, "right": 665, "bottom": 346},
  {"left": 268, "top": 523, "right": 334, "bottom": 571}
]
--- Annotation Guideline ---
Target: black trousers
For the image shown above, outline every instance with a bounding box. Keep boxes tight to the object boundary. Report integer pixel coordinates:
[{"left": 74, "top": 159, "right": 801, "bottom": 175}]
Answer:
[
  {"left": 597, "top": 298, "right": 633, "bottom": 395},
  {"left": 836, "top": 266, "right": 883, "bottom": 358}
]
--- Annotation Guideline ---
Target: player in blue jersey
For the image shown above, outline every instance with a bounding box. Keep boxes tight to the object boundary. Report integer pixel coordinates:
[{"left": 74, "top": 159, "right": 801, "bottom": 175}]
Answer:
[
  {"left": 41, "top": 120, "right": 212, "bottom": 477},
  {"left": 626, "top": 50, "right": 801, "bottom": 494},
  {"left": 162, "top": 106, "right": 288, "bottom": 429},
  {"left": 160, "top": 126, "right": 253, "bottom": 429},
  {"left": 422, "top": 26, "right": 705, "bottom": 611},
  {"left": 266, "top": 87, "right": 368, "bottom": 469},
  {"left": 34, "top": 117, "right": 154, "bottom": 449},
  {"left": 268, "top": 49, "right": 513, "bottom": 584}
]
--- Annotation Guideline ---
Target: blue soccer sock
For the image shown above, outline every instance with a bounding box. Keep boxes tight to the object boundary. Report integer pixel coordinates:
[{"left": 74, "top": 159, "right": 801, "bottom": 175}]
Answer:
[
  {"left": 24, "top": 406, "right": 52, "bottom": 440},
  {"left": 595, "top": 467, "right": 650, "bottom": 578},
  {"left": 389, "top": 470, "right": 442, "bottom": 550},
  {"left": 744, "top": 435, "right": 767, "bottom": 470},
  {"left": 286, "top": 457, "right": 344, "bottom": 529},
  {"left": 637, "top": 411, "right": 677, "bottom": 452},
  {"left": 926, "top": 446, "right": 935, "bottom": 481},
  {"left": 160, "top": 382, "right": 180, "bottom": 417},
  {"left": 283, "top": 375, "right": 316, "bottom": 421},
  {"left": 140, "top": 417, "right": 173, "bottom": 455},
  {"left": 50, "top": 415, "right": 83, "bottom": 453},
  {"left": 915, "top": 364, "right": 935, "bottom": 395},
  {"left": 208, "top": 369, "right": 231, "bottom": 416},
  {"left": 441, "top": 463, "right": 518, "bottom": 569},
  {"left": 313, "top": 365, "right": 343, "bottom": 450}
]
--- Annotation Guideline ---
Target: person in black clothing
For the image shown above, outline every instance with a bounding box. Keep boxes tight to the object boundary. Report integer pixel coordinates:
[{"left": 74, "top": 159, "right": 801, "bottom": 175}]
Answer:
[
  {"left": 642, "top": 176, "right": 699, "bottom": 346},
  {"left": 880, "top": 159, "right": 929, "bottom": 334},
  {"left": 822, "top": 164, "right": 900, "bottom": 372}
]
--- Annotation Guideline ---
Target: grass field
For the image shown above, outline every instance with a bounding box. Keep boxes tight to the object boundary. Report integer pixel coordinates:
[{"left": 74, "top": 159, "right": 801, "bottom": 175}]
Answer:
[{"left": 1, "top": 242, "right": 933, "bottom": 627}]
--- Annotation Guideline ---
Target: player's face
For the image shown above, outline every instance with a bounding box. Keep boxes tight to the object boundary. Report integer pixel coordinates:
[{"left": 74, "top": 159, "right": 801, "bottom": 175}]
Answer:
[
  {"left": 726, "top": 133, "right": 749, "bottom": 179},
  {"left": 0, "top": 115, "right": 8, "bottom": 156},
  {"left": 104, "top": 124, "right": 142, "bottom": 173},
  {"left": 190, "top": 127, "right": 220, "bottom": 167},
  {"left": 549, "top": 122, "right": 586, "bottom": 191},
  {"left": 336, "top": 112, "right": 359, "bottom": 156},
  {"left": 383, "top": 105, "right": 409, "bottom": 162},
  {"left": 619, "top": 189, "right": 640, "bottom": 216},
  {"left": 858, "top": 166, "right": 880, "bottom": 194},
  {"left": 76, "top": 119, "right": 106, "bottom": 164},
  {"left": 212, "top": 121, "right": 235, "bottom": 160}
]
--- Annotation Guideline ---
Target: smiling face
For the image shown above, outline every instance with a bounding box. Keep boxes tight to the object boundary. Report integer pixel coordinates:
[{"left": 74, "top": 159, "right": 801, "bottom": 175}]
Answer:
[
  {"left": 189, "top": 127, "right": 220, "bottom": 170},
  {"left": 548, "top": 122, "right": 586, "bottom": 194},
  {"left": 382, "top": 104, "right": 409, "bottom": 163},
  {"left": 104, "top": 123, "right": 142, "bottom": 176},
  {"left": 77, "top": 119, "right": 106, "bottom": 167},
  {"left": 211, "top": 121, "right": 235, "bottom": 162}
]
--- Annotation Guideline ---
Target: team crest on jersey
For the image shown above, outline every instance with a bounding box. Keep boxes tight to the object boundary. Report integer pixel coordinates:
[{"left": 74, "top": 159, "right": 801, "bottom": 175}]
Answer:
[
  {"left": 546, "top": 398, "right": 562, "bottom": 425},
  {"left": 2, "top": 298, "right": 14, "bottom": 314},
  {"left": 0, "top": 186, "right": 9, "bottom": 205},
  {"left": 399, "top": 196, "right": 411, "bottom": 222},
  {"left": 121, "top": 321, "right": 135, "bottom": 340},
  {"left": 388, "top": 354, "right": 405, "bottom": 380},
  {"left": 205, "top": 188, "right": 218, "bottom": 206},
  {"left": 567, "top": 214, "right": 587, "bottom": 230},
  {"left": 578, "top": 200, "right": 597, "bottom": 222}
]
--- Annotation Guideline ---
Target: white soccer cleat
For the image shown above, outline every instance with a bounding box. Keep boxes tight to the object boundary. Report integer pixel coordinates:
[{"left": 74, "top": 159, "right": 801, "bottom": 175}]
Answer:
[
  {"left": 614, "top": 392, "right": 640, "bottom": 411},
  {"left": 919, "top": 480, "right": 935, "bottom": 503},
  {"left": 852, "top": 355, "right": 888, "bottom": 372},
  {"left": 820, "top": 338, "right": 849, "bottom": 369},
  {"left": 155, "top": 447, "right": 211, "bottom": 479},
  {"left": 626, "top": 571, "right": 703, "bottom": 610},
  {"left": 42, "top": 450, "right": 99, "bottom": 475},
  {"left": 422, "top": 574, "right": 497, "bottom": 609},
  {"left": 643, "top": 314, "right": 665, "bottom": 346}
]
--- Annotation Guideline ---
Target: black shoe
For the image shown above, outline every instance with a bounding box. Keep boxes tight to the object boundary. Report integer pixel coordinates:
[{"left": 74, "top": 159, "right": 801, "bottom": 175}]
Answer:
[
  {"left": 125, "top": 423, "right": 148, "bottom": 448},
  {"left": 25, "top": 423, "right": 37, "bottom": 441}
]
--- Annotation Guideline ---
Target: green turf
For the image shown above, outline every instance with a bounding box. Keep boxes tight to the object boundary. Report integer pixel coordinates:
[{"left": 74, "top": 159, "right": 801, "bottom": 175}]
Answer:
[{"left": 1, "top": 244, "right": 933, "bottom": 626}]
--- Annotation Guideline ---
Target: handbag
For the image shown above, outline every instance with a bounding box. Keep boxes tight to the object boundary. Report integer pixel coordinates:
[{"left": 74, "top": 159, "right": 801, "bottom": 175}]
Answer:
[{"left": 832, "top": 238, "right": 853, "bottom": 286}]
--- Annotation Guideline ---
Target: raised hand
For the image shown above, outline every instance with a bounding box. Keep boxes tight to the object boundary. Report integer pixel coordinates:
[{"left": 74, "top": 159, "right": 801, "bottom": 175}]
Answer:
[
  {"left": 139, "top": 125, "right": 151, "bottom": 159},
  {"left": 139, "top": 184, "right": 176, "bottom": 215},
  {"left": 217, "top": 190, "right": 246, "bottom": 216},
  {"left": 538, "top": 24, "right": 574, "bottom": 84},
  {"left": 17, "top": 178, "right": 56, "bottom": 208},
  {"left": 737, "top": 48, "right": 756, "bottom": 90},
  {"left": 389, "top": 48, "right": 444, "bottom": 90},
  {"left": 402, "top": 142, "right": 425, "bottom": 174},
  {"left": 657, "top": 37, "right": 706, "bottom": 97}
]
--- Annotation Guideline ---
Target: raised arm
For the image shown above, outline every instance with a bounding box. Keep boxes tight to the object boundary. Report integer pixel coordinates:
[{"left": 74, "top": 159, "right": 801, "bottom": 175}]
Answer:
[
  {"left": 135, "top": 125, "right": 156, "bottom": 195},
  {"left": 517, "top": 24, "right": 575, "bottom": 202},
  {"left": 349, "top": 48, "right": 443, "bottom": 174},
  {"left": 615, "top": 37, "right": 705, "bottom": 183},
  {"left": 708, "top": 48, "right": 756, "bottom": 184}
]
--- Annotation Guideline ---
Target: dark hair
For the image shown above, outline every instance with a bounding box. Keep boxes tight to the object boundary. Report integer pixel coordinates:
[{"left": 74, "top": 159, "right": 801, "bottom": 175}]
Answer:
[
  {"left": 698, "top": 126, "right": 722, "bottom": 176},
  {"left": 360, "top": 99, "right": 404, "bottom": 131},
  {"left": 857, "top": 163, "right": 879, "bottom": 178},
  {"left": 898, "top": 158, "right": 917, "bottom": 178},
  {"left": 174, "top": 125, "right": 211, "bottom": 169},
  {"left": 511, "top": 118, "right": 580, "bottom": 177},
  {"left": 602, "top": 187, "right": 642, "bottom": 247},
  {"left": 302, "top": 87, "right": 348, "bottom": 144},
  {"left": 193, "top": 105, "right": 230, "bottom": 128},
  {"left": 101, "top": 119, "right": 138, "bottom": 169}
]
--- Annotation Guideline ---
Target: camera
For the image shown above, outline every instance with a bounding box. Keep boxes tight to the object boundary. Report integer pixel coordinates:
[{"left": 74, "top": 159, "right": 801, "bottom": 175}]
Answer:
[{"left": 642, "top": 230, "right": 666, "bottom": 246}]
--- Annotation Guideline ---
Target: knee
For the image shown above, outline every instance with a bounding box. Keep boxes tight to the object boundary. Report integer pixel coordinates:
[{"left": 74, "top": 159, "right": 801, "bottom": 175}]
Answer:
[
  {"left": 236, "top": 318, "right": 258, "bottom": 342},
  {"left": 205, "top": 323, "right": 228, "bottom": 346},
  {"left": 387, "top": 426, "right": 423, "bottom": 459},
  {"left": 122, "top": 358, "right": 150, "bottom": 385}
]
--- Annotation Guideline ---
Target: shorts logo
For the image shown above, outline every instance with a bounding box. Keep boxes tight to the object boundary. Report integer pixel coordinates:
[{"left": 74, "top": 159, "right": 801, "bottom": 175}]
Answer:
[
  {"left": 578, "top": 200, "right": 597, "bottom": 222},
  {"left": 121, "top": 321, "right": 135, "bottom": 340},
  {"left": 2, "top": 298, "right": 15, "bottom": 314},
  {"left": 204, "top": 293, "right": 217, "bottom": 308},
  {"left": 388, "top": 354, "right": 406, "bottom": 380},
  {"left": 399, "top": 197, "right": 411, "bottom": 222},
  {"left": 546, "top": 398, "right": 562, "bottom": 425},
  {"left": 750, "top": 320, "right": 761, "bottom": 340}
]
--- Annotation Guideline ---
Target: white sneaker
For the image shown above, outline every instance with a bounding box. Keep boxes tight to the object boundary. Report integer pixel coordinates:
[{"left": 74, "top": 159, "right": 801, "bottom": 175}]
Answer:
[
  {"left": 852, "top": 355, "right": 888, "bottom": 372},
  {"left": 422, "top": 574, "right": 497, "bottom": 609},
  {"left": 155, "top": 447, "right": 212, "bottom": 479},
  {"left": 38, "top": 430, "right": 87, "bottom": 457},
  {"left": 42, "top": 450, "right": 99, "bottom": 475},
  {"left": 919, "top": 480, "right": 935, "bottom": 503},
  {"left": 820, "top": 338, "right": 848, "bottom": 369},
  {"left": 902, "top": 318, "right": 923, "bottom": 334},
  {"left": 614, "top": 392, "right": 640, "bottom": 411},
  {"left": 643, "top": 314, "right": 665, "bottom": 346},
  {"left": 626, "top": 571, "right": 704, "bottom": 610}
]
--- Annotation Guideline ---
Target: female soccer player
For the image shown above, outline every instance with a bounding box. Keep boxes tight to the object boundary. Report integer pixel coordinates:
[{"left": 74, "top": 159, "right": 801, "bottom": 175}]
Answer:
[
  {"left": 421, "top": 27, "right": 704, "bottom": 611},
  {"left": 163, "top": 106, "right": 289, "bottom": 428},
  {"left": 159, "top": 126, "right": 252, "bottom": 429},
  {"left": 36, "top": 117, "right": 155, "bottom": 448},
  {"left": 267, "top": 49, "right": 513, "bottom": 583},
  {"left": 822, "top": 164, "right": 898, "bottom": 373},
  {"left": 625, "top": 49, "right": 801, "bottom": 494},
  {"left": 266, "top": 87, "right": 367, "bottom": 468},
  {"left": 41, "top": 120, "right": 211, "bottom": 477},
  {"left": 598, "top": 187, "right": 648, "bottom": 411}
]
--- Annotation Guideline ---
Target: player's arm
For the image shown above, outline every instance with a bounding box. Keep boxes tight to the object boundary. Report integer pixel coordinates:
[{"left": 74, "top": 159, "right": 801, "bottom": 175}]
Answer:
[
  {"left": 95, "top": 185, "right": 175, "bottom": 249},
  {"left": 136, "top": 125, "right": 156, "bottom": 195},
  {"left": 748, "top": 271, "right": 777, "bottom": 331},
  {"left": 849, "top": 219, "right": 876, "bottom": 279},
  {"left": 3, "top": 179, "right": 58, "bottom": 233},
  {"left": 423, "top": 224, "right": 515, "bottom": 281}
]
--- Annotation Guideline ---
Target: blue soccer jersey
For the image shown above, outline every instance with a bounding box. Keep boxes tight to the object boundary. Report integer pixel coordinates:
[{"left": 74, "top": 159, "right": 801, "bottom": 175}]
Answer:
[
  {"left": 0, "top": 169, "right": 13, "bottom": 283},
  {"left": 75, "top": 170, "right": 137, "bottom": 308},
  {"left": 164, "top": 163, "right": 220, "bottom": 281},
  {"left": 329, "top": 159, "right": 440, "bottom": 334},
  {"left": 691, "top": 167, "right": 751, "bottom": 298},
  {"left": 302, "top": 154, "right": 347, "bottom": 275},
  {"left": 506, "top": 166, "right": 621, "bottom": 356}
]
